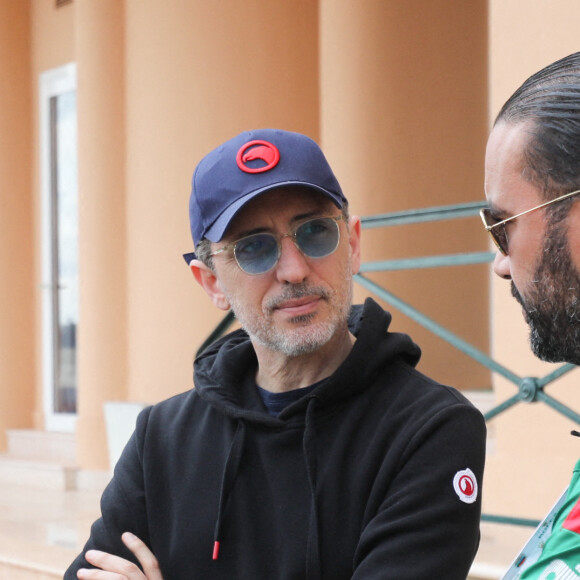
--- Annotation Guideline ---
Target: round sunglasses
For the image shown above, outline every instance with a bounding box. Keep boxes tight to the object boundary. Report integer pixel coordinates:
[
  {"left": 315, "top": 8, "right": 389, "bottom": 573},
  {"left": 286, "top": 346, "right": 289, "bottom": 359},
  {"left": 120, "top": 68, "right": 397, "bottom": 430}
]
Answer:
[
  {"left": 480, "top": 189, "right": 580, "bottom": 255},
  {"left": 210, "top": 215, "right": 346, "bottom": 275}
]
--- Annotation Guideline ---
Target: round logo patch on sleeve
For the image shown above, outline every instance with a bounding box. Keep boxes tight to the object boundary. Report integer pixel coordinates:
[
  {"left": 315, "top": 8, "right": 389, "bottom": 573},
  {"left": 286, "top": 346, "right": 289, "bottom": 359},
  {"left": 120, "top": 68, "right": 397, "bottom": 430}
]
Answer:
[{"left": 453, "top": 468, "right": 478, "bottom": 504}]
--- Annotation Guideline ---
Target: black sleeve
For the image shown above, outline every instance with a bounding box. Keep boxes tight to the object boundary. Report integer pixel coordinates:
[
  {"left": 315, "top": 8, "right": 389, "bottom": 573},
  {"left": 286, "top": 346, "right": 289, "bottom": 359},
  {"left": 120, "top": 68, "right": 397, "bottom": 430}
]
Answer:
[
  {"left": 352, "top": 403, "right": 487, "bottom": 579},
  {"left": 63, "top": 406, "right": 153, "bottom": 579}
]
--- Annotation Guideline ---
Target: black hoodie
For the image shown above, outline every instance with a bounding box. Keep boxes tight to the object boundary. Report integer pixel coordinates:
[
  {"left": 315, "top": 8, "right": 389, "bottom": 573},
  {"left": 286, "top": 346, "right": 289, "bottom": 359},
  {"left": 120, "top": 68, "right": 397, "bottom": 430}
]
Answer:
[{"left": 65, "top": 298, "right": 486, "bottom": 579}]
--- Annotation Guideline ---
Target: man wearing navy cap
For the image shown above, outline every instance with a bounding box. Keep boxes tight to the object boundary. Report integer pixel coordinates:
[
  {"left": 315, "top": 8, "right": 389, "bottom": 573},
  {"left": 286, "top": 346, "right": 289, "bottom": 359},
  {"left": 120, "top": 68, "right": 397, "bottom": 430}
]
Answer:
[{"left": 67, "top": 129, "right": 486, "bottom": 580}]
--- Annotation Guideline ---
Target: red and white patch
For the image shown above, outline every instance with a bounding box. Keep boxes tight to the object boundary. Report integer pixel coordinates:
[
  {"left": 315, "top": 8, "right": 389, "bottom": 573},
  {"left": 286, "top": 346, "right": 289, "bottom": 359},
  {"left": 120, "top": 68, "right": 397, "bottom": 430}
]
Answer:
[{"left": 453, "top": 468, "right": 478, "bottom": 504}]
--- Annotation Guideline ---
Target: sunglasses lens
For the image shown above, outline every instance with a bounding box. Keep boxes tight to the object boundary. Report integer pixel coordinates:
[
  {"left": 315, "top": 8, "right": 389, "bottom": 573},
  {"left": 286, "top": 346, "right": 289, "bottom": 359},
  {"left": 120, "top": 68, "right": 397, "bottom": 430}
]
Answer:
[
  {"left": 491, "top": 226, "right": 508, "bottom": 255},
  {"left": 235, "top": 234, "right": 279, "bottom": 274},
  {"left": 296, "top": 217, "right": 340, "bottom": 258},
  {"left": 233, "top": 217, "right": 341, "bottom": 275},
  {"left": 482, "top": 209, "right": 508, "bottom": 255}
]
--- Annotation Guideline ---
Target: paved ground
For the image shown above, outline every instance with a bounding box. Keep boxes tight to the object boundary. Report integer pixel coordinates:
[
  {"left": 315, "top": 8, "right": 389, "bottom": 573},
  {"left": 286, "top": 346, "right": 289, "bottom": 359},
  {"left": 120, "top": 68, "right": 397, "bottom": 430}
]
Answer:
[{"left": 0, "top": 481, "right": 101, "bottom": 577}]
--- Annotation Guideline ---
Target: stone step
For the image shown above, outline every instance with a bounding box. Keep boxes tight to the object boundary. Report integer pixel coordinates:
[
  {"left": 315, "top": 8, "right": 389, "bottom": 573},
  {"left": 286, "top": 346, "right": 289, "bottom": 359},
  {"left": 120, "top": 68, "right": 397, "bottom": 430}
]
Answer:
[
  {"left": 0, "top": 427, "right": 111, "bottom": 492},
  {"left": 0, "top": 526, "right": 76, "bottom": 580},
  {"left": 6, "top": 429, "right": 76, "bottom": 464},
  {"left": 0, "top": 558, "right": 64, "bottom": 580},
  {"left": 0, "top": 479, "right": 103, "bottom": 580},
  {"left": 0, "top": 456, "right": 78, "bottom": 491}
]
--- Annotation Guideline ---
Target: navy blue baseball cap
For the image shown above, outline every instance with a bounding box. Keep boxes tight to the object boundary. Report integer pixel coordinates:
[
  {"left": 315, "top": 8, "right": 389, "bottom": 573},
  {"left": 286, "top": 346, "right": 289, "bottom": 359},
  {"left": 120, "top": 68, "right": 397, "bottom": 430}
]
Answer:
[{"left": 186, "top": 129, "right": 347, "bottom": 257}]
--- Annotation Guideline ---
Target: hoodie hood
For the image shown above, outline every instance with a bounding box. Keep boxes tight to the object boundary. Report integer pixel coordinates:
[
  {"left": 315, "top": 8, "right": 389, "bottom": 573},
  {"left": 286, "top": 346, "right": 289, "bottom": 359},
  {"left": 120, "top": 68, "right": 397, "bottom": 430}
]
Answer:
[
  {"left": 192, "top": 298, "right": 423, "bottom": 574},
  {"left": 193, "top": 297, "right": 421, "bottom": 423}
]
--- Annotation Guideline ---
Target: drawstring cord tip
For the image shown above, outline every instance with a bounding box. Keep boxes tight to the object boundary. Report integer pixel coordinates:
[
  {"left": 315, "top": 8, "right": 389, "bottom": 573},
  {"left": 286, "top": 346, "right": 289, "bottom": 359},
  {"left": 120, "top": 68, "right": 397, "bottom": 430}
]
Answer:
[
  {"left": 572, "top": 430, "right": 580, "bottom": 437},
  {"left": 213, "top": 541, "right": 220, "bottom": 560}
]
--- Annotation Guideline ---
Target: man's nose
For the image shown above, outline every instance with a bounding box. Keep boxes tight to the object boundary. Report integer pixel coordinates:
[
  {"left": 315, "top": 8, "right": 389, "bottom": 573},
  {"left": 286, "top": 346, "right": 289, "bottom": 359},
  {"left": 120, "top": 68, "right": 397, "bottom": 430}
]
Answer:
[
  {"left": 492, "top": 251, "right": 512, "bottom": 280},
  {"left": 274, "top": 236, "right": 310, "bottom": 283}
]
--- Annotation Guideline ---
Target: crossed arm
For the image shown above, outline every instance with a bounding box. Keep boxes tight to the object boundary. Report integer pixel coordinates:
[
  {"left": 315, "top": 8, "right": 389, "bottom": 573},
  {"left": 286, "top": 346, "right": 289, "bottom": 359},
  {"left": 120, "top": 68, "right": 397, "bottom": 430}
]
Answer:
[{"left": 76, "top": 533, "right": 164, "bottom": 580}]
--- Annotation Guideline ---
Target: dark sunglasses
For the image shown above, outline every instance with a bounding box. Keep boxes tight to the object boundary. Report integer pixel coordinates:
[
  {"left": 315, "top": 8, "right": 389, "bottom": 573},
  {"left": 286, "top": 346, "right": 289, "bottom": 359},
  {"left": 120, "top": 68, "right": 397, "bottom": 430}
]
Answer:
[
  {"left": 480, "top": 189, "right": 580, "bottom": 255},
  {"left": 209, "top": 215, "right": 346, "bottom": 275}
]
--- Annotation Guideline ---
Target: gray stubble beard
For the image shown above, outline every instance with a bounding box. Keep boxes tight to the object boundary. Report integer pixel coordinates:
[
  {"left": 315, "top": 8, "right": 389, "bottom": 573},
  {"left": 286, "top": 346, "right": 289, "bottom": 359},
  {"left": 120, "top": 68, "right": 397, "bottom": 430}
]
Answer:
[{"left": 225, "top": 266, "right": 353, "bottom": 358}]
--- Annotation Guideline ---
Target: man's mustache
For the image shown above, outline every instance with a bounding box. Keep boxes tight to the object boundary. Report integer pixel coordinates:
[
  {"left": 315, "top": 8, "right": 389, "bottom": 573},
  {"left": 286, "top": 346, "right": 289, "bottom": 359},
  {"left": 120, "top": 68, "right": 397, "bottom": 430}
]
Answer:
[{"left": 264, "top": 284, "right": 330, "bottom": 313}]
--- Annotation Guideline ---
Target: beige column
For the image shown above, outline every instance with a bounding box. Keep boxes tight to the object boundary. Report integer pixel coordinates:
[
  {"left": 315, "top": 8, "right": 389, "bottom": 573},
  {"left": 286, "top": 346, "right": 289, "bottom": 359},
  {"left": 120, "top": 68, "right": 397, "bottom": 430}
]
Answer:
[
  {"left": 122, "top": 0, "right": 321, "bottom": 405},
  {"left": 0, "top": 1, "right": 34, "bottom": 449},
  {"left": 75, "top": 0, "right": 127, "bottom": 470},
  {"left": 320, "top": 0, "right": 489, "bottom": 390}
]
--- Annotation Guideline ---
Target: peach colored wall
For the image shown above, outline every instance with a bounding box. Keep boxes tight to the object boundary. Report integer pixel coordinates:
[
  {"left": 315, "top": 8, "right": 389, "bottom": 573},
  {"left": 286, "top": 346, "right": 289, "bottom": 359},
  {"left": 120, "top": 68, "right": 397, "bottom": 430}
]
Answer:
[
  {"left": 485, "top": 0, "right": 580, "bottom": 519},
  {"left": 75, "top": 0, "right": 127, "bottom": 470},
  {"left": 24, "top": 0, "right": 493, "bottom": 470},
  {"left": 17, "top": 0, "right": 580, "bottom": 523},
  {"left": 0, "top": 0, "right": 34, "bottom": 449},
  {"left": 123, "top": 0, "right": 321, "bottom": 406},
  {"left": 320, "top": 0, "right": 490, "bottom": 390},
  {"left": 30, "top": 0, "right": 75, "bottom": 71}
]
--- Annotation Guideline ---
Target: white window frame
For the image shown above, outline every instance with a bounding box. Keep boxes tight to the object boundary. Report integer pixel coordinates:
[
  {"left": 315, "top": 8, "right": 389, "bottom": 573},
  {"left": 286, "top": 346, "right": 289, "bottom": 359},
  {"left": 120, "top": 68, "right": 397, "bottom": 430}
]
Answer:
[{"left": 39, "top": 63, "right": 78, "bottom": 433}]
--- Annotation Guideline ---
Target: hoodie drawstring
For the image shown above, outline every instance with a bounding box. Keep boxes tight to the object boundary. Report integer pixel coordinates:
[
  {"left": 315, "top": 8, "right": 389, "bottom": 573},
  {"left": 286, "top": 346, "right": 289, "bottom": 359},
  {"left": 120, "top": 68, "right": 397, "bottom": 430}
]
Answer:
[
  {"left": 212, "top": 400, "right": 321, "bottom": 579},
  {"left": 213, "top": 420, "right": 246, "bottom": 560},
  {"left": 303, "top": 397, "right": 321, "bottom": 580}
]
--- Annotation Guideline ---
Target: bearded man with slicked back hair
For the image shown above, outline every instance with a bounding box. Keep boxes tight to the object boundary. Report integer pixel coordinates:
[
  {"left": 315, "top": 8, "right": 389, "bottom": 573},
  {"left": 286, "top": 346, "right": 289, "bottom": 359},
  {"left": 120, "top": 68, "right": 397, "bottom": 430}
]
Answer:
[{"left": 481, "top": 52, "right": 580, "bottom": 579}]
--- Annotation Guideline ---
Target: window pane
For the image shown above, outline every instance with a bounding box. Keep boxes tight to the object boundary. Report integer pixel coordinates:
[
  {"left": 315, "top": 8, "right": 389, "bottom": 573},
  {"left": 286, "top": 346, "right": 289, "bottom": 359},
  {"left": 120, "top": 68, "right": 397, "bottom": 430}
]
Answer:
[{"left": 51, "top": 91, "right": 78, "bottom": 414}]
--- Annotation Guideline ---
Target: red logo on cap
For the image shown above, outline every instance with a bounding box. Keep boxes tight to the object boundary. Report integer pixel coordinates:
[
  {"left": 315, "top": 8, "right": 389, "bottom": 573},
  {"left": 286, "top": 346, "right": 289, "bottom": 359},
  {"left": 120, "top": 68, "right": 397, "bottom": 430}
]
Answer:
[{"left": 236, "top": 140, "right": 280, "bottom": 174}]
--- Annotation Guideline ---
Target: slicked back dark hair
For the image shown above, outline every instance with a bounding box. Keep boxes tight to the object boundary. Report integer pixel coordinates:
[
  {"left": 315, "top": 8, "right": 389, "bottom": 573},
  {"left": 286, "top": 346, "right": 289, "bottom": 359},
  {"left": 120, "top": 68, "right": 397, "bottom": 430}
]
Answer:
[{"left": 496, "top": 52, "right": 580, "bottom": 200}]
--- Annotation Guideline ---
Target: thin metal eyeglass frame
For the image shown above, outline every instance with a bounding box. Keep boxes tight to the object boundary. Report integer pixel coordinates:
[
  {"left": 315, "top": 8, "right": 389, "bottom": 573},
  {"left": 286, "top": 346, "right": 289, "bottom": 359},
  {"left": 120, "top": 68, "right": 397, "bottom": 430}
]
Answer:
[
  {"left": 209, "top": 214, "right": 346, "bottom": 275},
  {"left": 480, "top": 189, "right": 580, "bottom": 255}
]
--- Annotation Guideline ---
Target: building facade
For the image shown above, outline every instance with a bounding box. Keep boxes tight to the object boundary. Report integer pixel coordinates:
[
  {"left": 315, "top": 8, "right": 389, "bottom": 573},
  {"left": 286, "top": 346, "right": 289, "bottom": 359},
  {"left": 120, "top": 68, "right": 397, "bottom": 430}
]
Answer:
[{"left": 2, "top": 0, "right": 580, "bottom": 524}]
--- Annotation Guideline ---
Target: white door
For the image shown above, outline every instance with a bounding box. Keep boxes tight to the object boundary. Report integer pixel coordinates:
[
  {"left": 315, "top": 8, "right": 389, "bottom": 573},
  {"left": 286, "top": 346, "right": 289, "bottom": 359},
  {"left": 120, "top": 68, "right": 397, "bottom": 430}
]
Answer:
[{"left": 39, "top": 64, "right": 78, "bottom": 433}]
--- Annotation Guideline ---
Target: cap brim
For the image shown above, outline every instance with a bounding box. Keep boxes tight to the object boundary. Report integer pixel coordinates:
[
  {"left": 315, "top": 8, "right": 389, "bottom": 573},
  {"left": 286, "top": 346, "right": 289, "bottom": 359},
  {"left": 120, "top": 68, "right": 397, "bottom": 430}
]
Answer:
[
  {"left": 204, "top": 182, "right": 344, "bottom": 243},
  {"left": 183, "top": 251, "right": 197, "bottom": 265}
]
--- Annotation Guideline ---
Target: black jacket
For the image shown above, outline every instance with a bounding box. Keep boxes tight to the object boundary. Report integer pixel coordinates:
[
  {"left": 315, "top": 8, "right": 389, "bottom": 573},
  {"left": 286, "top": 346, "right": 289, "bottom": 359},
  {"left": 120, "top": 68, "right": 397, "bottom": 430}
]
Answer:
[{"left": 65, "top": 298, "right": 486, "bottom": 579}]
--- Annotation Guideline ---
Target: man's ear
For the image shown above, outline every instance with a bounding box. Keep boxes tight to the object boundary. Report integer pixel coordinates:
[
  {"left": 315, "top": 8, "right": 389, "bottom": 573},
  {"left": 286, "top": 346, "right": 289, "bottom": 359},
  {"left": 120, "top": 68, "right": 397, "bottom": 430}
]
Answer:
[
  {"left": 348, "top": 215, "right": 362, "bottom": 275},
  {"left": 189, "top": 259, "right": 231, "bottom": 311}
]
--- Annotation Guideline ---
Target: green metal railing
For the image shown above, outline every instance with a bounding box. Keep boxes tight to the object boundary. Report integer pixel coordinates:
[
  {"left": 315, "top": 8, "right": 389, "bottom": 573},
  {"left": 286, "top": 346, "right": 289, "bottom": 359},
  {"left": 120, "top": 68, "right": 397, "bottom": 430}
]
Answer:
[
  {"left": 356, "top": 201, "right": 579, "bottom": 528},
  {"left": 198, "top": 201, "right": 580, "bottom": 528}
]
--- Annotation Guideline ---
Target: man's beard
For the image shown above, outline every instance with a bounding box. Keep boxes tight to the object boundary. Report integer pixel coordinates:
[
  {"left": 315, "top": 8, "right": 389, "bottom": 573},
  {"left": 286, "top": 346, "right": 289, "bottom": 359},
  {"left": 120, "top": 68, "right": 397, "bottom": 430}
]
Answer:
[
  {"left": 511, "top": 220, "right": 580, "bottom": 365},
  {"left": 225, "top": 269, "right": 353, "bottom": 358}
]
